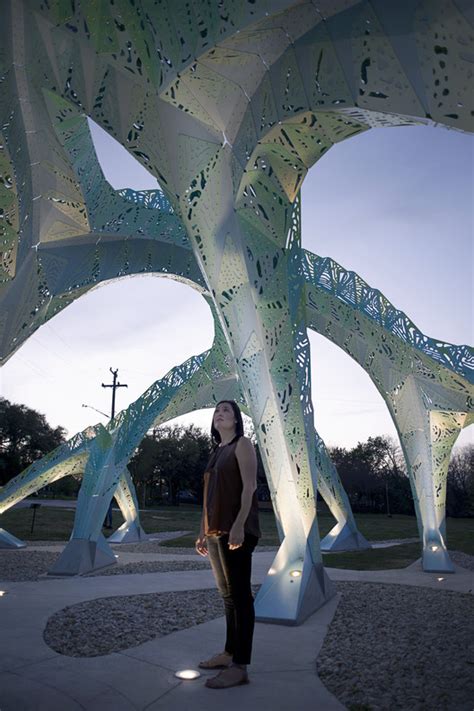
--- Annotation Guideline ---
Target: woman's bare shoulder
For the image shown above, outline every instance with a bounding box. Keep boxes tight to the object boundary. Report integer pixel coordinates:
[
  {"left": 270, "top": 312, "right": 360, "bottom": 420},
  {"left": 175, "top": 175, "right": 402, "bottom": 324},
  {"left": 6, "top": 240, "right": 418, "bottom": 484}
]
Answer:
[{"left": 236, "top": 436, "right": 255, "bottom": 451}]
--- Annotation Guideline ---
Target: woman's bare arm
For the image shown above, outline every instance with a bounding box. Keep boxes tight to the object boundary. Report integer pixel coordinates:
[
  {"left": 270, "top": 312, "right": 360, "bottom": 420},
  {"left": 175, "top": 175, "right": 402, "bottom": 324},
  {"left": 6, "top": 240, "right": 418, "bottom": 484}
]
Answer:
[
  {"left": 229, "top": 437, "right": 257, "bottom": 548},
  {"left": 195, "top": 479, "right": 208, "bottom": 556}
]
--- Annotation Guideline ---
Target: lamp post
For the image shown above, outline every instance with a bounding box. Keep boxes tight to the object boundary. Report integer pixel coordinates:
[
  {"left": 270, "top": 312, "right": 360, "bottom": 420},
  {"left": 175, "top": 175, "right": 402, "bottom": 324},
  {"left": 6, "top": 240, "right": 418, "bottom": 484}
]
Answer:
[{"left": 81, "top": 404, "right": 109, "bottom": 419}]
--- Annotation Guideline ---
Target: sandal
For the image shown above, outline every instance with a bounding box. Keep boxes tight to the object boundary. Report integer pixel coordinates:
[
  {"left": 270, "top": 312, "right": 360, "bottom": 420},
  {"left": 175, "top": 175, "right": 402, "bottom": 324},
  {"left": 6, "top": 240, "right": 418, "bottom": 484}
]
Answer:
[
  {"left": 198, "top": 652, "right": 232, "bottom": 670},
  {"left": 205, "top": 666, "right": 249, "bottom": 689}
]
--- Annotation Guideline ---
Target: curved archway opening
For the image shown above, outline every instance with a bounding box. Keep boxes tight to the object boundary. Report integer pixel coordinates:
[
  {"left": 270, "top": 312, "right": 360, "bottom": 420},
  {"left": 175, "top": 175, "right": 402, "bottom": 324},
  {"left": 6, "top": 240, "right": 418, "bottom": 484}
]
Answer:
[
  {"left": 301, "top": 124, "right": 472, "bottom": 345},
  {"left": 2, "top": 275, "right": 215, "bottom": 438},
  {"left": 302, "top": 124, "right": 473, "bottom": 450},
  {"left": 308, "top": 330, "right": 396, "bottom": 450}
]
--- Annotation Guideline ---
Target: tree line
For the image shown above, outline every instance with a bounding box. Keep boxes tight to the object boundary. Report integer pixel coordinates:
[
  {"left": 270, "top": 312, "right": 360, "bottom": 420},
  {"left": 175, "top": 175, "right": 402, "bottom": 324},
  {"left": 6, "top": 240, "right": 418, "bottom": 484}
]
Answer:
[
  {"left": 0, "top": 398, "right": 472, "bottom": 516},
  {"left": 328, "top": 436, "right": 473, "bottom": 518},
  {"left": 0, "top": 398, "right": 65, "bottom": 486}
]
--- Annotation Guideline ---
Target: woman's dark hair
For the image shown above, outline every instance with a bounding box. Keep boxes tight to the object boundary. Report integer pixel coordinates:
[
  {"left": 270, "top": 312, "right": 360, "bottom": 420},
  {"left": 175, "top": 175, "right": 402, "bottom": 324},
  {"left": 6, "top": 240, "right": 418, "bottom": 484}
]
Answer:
[{"left": 210, "top": 400, "right": 244, "bottom": 444}]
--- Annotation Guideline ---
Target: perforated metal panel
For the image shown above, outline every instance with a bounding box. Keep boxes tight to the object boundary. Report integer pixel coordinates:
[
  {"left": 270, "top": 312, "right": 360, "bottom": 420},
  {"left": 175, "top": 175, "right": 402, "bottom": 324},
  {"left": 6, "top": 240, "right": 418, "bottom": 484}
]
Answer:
[{"left": 1, "top": 0, "right": 473, "bottom": 618}]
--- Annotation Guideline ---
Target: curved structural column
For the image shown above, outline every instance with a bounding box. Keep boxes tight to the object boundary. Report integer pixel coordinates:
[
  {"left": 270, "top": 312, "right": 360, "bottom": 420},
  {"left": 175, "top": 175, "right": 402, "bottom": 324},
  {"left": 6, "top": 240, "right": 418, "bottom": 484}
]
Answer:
[{"left": 303, "top": 252, "right": 474, "bottom": 572}]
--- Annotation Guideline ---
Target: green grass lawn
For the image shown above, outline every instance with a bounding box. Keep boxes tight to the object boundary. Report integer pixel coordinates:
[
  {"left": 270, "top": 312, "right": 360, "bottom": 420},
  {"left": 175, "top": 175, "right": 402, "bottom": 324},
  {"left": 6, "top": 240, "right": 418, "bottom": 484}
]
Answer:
[
  {"left": 154, "top": 510, "right": 427, "bottom": 549},
  {"left": 160, "top": 535, "right": 424, "bottom": 570},
  {"left": 0, "top": 505, "right": 77, "bottom": 541},
  {"left": 2, "top": 503, "right": 472, "bottom": 565},
  {"left": 0, "top": 504, "right": 204, "bottom": 542},
  {"left": 322, "top": 542, "right": 423, "bottom": 570}
]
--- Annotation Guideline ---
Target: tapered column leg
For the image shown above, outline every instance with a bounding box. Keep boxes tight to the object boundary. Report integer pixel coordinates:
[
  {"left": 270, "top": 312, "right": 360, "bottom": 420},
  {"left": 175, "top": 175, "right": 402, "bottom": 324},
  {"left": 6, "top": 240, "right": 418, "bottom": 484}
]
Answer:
[
  {"left": 108, "top": 467, "right": 147, "bottom": 544},
  {"left": 393, "top": 379, "right": 472, "bottom": 573}
]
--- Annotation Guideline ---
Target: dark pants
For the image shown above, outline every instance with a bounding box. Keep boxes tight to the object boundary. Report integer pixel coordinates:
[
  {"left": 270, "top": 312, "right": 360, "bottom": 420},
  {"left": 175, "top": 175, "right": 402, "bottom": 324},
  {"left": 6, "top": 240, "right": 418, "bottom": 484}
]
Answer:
[{"left": 206, "top": 533, "right": 258, "bottom": 665}]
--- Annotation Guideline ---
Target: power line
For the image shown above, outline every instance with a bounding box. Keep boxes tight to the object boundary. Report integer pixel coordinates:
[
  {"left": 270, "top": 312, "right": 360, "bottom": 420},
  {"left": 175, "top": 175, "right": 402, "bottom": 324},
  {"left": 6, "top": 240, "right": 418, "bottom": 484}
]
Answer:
[
  {"left": 15, "top": 354, "right": 55, "bottom": 382},
  {"left": 31, "top": 334, "right": 71, "bottom": 366}
]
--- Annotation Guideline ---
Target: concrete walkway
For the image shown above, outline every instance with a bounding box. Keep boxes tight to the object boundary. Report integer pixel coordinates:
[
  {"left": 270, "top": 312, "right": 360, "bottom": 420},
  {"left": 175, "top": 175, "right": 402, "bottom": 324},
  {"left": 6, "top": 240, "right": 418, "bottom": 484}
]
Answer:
[{"left": 0, "top": 548, "right": 472, "bottom": 711}]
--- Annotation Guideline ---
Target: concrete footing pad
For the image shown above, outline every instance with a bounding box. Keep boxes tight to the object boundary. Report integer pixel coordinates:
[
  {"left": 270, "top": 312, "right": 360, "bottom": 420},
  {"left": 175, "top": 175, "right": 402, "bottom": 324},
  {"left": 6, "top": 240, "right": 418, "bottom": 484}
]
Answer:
[
  {"left": 422, "top": 544, "right": 455, "bottom": 573},
  {"left": 254, "top": 538, "right": 336, "bottom": 624},
  {"left": 0, "top": 527, "right": 26, "bottom": 549},
  {"left": 320, "top": 521, "right": 371, "bottom": 552},
  {"left": 47, "top": 536, "right": 117, "bottom": 576},
  {"left": 108, "top": 520, "right": 147, "bottom": 544}
]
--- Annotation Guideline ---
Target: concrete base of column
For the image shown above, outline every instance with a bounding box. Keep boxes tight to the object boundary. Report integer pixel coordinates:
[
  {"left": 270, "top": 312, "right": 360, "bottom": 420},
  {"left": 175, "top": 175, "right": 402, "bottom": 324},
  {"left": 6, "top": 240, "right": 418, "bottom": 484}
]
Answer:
[
  {"left": 255, "top": 537, "right": 336, "bottom": 625},
  {"left": 320, "top": 521, "right": 371, "bottom": 552},
  {"left": 0, "top": 527, "right": 26, "bottom": 549},
  {"left": 422, "top": 543, "right": 455, "bottom": 573},
  {"left": 47, "top": 535, "right": 116, "bottom": 576},
  {"left": 108, "top": 520, "right": 147, "bottom": 544}
]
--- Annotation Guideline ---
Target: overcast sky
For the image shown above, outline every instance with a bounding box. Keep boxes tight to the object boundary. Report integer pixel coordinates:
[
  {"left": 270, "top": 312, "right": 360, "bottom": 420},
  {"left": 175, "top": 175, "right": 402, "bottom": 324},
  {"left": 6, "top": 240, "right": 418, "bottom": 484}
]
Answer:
[{"left": 2, "top": 120, "right": 473, "bottom": 451}]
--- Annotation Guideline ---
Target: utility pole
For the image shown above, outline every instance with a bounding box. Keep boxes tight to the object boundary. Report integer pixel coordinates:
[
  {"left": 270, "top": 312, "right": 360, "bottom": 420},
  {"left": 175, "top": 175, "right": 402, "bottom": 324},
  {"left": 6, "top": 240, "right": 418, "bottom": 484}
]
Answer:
[
  {"left": 102, "top": 367, "right": 128, "bottom": 420},
  {"left": 101, "top": 368, "right": 128, "bottom": 529}
]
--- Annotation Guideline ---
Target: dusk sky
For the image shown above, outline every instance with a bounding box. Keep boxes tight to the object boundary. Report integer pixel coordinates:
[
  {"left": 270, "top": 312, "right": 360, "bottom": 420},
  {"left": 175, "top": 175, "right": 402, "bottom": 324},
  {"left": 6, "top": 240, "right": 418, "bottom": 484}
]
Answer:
[{"left": 2, "top": 120, "right": 473, "bottom": 451}]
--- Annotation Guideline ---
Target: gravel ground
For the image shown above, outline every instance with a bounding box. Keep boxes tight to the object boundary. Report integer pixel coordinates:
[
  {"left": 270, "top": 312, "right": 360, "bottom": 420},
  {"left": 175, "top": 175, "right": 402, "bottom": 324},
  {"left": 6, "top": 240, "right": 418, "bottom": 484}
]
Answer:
[
  {"left": 16, "top": 540, "right": 279, "bottom": 554},
  {"left": 0, "top": 543, "right": 277, "bottom": 581},
  {"left": 84, "top": 560, "right": 210, "bottom": 576},
  {"left": 113, "top": 543, "right": 205, "bottom": 555},
  {"left": 317, "top": 581, "right": 474, "bottom": 711},
  {"left": 42, "top": 578, "right": 474, "bottom": 711},
  {"left": 0, "top": 550, "right": 210, "bottom": 581},
  {"left": 0, "top": 550, "right": 60, "bottom": 581},
  {"left": 1, "top": 547, "right": 472, "bottom": 582},
  {"left": 109, "top": 542, "right": 279, "bottom": 554},
  {"left": 449, "top": 550, "right": 474, "bottom": 571},
  {"left": 44, "top": 586, "right": 260, "bottom": 657},
  {"left": 3, "top": 545, "right": 473, "bottom": 709}
]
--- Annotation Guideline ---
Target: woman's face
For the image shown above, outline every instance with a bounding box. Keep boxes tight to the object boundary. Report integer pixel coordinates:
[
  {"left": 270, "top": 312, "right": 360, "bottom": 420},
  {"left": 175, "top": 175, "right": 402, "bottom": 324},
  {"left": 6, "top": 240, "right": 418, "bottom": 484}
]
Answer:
[{"left": 213, "top": 402, "right": 236, "bottom": 433}]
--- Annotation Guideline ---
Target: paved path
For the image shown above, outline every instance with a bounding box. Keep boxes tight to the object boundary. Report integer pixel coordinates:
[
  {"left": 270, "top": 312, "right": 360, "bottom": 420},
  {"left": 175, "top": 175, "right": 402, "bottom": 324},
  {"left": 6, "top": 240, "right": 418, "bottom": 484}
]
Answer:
[
  {"left": 0, "top": 547, "right": 472, "bottom": 710},
  {"left": 0, "top": 551, "right": 343, "bottom": 711}
]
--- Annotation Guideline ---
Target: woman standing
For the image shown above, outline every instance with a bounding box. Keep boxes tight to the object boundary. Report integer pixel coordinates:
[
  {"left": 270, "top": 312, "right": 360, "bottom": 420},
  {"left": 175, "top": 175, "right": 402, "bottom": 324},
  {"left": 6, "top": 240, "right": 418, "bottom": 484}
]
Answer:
[{"left": 195, "top": 400, "right": 261, "bottom": 689}]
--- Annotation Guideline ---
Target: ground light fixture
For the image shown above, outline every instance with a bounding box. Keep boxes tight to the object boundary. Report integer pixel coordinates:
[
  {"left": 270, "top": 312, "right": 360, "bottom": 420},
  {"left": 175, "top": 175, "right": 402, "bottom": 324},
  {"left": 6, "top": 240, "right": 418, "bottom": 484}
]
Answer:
[
  {"left": 290, "top": 570, "right": 302, "bottom": 578},
  {"left": 430, "top": 545, "right": 439, "bottom": 552},
  {"left": 0, "top": 591, "right": 6, "bottom": 597},
  {"left": 174, "top": 669, "right": 201, "bottom": 680},
  {"left": 437, "top": 577, "right": 445, "bottom": 582}
]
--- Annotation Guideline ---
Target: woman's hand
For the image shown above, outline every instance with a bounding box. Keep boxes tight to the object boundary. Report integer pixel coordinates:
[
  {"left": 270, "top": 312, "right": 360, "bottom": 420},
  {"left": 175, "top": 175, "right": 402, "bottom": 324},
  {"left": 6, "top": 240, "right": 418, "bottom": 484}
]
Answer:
[
  {"left": 228, "top": 523, "right": 244, "bottom": 550},
  {"left": 195, "top": 536, "right": 208, "bottom": 557}
]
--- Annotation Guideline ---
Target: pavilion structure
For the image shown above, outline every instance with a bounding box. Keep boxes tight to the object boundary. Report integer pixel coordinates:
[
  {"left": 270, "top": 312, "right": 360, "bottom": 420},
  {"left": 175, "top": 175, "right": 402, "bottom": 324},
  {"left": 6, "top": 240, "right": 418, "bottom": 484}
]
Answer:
[{"left": 0, "top": 0, "right": 472, "bottom": 624}]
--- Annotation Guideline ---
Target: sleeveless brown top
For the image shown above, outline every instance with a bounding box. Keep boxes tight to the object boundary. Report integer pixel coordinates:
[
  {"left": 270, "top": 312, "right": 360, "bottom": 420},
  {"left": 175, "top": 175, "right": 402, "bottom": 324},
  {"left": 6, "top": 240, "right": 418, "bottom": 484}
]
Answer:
[{"left": 203, "top": 436, "right": 261, "bottom": 538}]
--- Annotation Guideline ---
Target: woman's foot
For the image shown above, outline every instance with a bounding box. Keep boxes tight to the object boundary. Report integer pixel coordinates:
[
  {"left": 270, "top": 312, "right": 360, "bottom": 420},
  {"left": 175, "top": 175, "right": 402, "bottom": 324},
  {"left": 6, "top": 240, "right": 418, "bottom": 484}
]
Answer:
[
  {"left": 205, "top": 666, "right": 249, "bottom": 689},
  {"left": 198, "top": 651, "right": 232, "bottom": 670}
]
